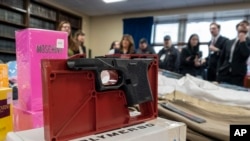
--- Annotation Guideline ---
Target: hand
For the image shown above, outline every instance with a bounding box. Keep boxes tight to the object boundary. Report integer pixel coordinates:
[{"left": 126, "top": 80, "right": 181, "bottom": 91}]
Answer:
[
  {"left": 194, "top": 56, "right": 201, "bottom": 67},
  {"left": 194, "top": 60, "right": 201, "bottom": 67},
  {"left": 186, "top": 56, "right": 191, "bottom": 61},
  {"left": 209, "top": 45, "right": 219, "bottom": 52},
  {"left": 201, "top": 59, "right": 206, "bottom": 64},
  {"left": 238, "top": 32, "right": 247, "bottom": 42}
]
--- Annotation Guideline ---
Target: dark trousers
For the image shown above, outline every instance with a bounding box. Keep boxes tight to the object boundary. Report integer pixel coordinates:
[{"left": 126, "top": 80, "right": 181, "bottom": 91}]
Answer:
[
  {"left": 207, "top": 68, "right": 217, "bottom": 82},
  {"left": 218, "top": 75, "right": 244, "bottom": 87}
]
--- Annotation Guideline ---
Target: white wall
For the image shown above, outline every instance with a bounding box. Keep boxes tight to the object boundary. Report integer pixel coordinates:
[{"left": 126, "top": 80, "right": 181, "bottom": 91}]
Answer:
[{"left": 89, "top": 15, "right": 123, "bottom": 56}]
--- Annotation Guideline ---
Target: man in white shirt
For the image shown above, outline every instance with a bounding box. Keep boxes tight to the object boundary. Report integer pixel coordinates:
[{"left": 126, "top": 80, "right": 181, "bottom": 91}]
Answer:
[{"left": 206, "top": 23, "right": 228, "bottom": 81}]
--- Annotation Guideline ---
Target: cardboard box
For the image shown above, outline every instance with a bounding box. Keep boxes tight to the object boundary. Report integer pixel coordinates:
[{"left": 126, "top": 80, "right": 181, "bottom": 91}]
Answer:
[
  {"left": 0, "top": 64, "right": 8, "bottom": 87},
  {"left": 15, "top": 28, "right": 68, "bottom": 112},
  {"left": 13, "top": 104, "right": 43, "bottom": 131},
  {"left": 0, "top": 88, "right": 12, "bottom": 141},
  {"left": 6, "top": 118, "right": 186, "bottom": 141}
]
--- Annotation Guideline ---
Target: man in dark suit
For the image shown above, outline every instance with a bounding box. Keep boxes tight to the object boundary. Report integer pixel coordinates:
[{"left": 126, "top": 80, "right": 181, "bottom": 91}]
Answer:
[
  {"left": 206, "top": 22, "right": 228, "bottom": 81},
  {"left": 218, "top": 22, "right": 250, "bottom": 86}
]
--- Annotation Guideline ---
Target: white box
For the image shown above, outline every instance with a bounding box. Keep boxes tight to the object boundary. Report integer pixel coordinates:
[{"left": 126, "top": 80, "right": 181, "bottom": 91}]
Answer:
[{"left": 6, "top": 118, "right": 186, "bottom": 141}]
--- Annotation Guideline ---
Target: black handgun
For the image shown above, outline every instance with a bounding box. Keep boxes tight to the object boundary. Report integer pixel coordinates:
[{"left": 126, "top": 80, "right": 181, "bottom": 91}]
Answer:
[{"left": 67, "top": 57, "right": 154, "bottom": 106}]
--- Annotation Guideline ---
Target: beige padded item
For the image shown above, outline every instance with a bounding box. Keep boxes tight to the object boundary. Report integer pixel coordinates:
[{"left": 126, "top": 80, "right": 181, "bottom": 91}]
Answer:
[{"left": 158, "top": 91, "right": 250, "bottom": 141}]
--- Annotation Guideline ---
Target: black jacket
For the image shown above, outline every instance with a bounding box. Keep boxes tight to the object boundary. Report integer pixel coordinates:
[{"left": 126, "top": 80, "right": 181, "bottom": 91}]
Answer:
[
  {"left": 218, "top": 37, "right": 250, "bottom": 77},
  {"left": 207, "top": 36, "right": 228, "bottom": 69},
  {"left": 158, "top": 46, "right": 180, "bottom": 73},
  {"left": 180, "top": 47, "right": 202, "bottom": 76},
  {"left": 206, "top": 36, "right": 228, "bottom": 81},
  {"left": 136, "top": 46, "right": 155, "bottom": 54}
]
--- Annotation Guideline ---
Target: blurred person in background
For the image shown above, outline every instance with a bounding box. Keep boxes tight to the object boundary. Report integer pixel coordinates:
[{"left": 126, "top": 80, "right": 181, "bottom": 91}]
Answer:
[
  {"left": 108, "top": 41, "right": 120, "bottom": 54},
  {"left": 137, "top": 38, "right": 155, "bottom": 54},
  {"left": 74, "top": 30, "right": 86, "bottom": 55},
  {"left": 206, "top": 22, "right": 228, "bottom": 81},
  {"left": 114, "top": 34, "right": 136, "bottom": 54},
  {"left": 218, "top": 22, "right": 250, "bottom": 86},
  {"left": 57, "top": 21, "right": 78, "bottom": 57},
  {"left": 158, "top": 35, "right": 180, "bottom": 73},
  {"left": 180, "top": 34, "right": 205, "bottom": 76}
]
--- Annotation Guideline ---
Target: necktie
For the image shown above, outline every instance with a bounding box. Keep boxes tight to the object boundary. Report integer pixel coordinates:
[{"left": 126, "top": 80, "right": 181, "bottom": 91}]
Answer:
[
  {"left": 229, "top": 38, "right": 238, "bottom": 63},
  {"left": 211, "top": 38, "right": 216, "bottom": 45},
  {"left": 210, "top": 38, "right": 216, "bottom": 54}
]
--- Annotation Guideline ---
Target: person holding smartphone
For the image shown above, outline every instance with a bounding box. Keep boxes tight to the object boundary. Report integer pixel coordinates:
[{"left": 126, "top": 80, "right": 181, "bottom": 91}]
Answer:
[{"left": 180, "top": 34, "right": 205, "bottom": 76}]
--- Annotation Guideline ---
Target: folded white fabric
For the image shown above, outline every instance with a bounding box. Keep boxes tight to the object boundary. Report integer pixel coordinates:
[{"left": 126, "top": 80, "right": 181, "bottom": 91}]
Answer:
[
  {"left": 158, "top": 73, "right": 250, "bottom": 108},
  {"left": 158, "top": 73, "right": 177, "bottom": 95}
]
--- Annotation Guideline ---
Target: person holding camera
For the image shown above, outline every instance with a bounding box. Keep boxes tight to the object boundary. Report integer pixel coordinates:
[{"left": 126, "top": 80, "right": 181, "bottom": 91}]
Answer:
[
  {"left": 217, "top": 21, "right": 250, "bottom": 86},
  {"left": 180, "top": 34, "right": 205, "bottom": 76}
]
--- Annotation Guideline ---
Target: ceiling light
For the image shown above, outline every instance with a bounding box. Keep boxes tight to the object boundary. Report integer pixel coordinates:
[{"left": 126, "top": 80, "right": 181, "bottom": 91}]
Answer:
[{"left": 103, "top": 0, "right": 126, "bottom": 3}]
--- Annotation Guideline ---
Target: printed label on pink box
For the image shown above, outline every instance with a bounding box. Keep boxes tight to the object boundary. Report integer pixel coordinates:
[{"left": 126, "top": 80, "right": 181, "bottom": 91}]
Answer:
[{"left": 15, "top": 28, "right": 68, "bottom": 112}]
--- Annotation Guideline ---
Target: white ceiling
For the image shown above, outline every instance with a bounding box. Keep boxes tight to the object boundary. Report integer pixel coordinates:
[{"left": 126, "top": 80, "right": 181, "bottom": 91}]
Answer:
[{"left": 42, "top": 0, "right": 248, "bottom": 16}]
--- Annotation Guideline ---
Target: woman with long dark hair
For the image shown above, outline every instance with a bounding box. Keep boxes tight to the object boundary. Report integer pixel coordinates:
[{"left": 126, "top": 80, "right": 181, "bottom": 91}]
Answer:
[
  {"left": 108, "top": 41, "right": 120, "bottom": 54},
  {"left": 74, "top": 30, "right": 86, "bottom": 54},
  {"left": 180, "top": 34, "right": 204, "bottom": 76}
]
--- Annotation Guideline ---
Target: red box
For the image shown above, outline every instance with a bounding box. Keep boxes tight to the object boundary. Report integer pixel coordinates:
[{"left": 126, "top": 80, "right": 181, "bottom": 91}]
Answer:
[{"left": 42, "top": 55, "right": 158, "bottom": 141}]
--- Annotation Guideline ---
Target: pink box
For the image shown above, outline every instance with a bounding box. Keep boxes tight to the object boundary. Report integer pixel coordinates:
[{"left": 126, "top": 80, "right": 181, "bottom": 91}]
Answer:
[
  {"left": 13, "top": 104, "right": 43, "bottom": 131},
  {"left": 15, "top": 28, "right": 68, "bottom": 112}
]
